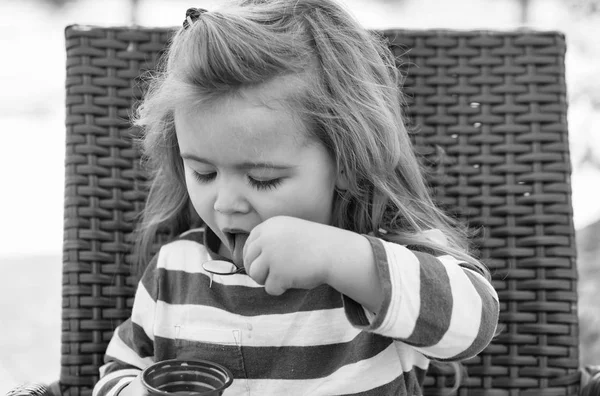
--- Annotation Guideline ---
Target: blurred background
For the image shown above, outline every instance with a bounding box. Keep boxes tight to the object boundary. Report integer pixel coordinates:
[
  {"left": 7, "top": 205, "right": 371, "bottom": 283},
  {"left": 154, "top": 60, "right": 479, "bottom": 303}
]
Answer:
[{"left": 1, "top": 0, "right": 599, "bottom": 392}]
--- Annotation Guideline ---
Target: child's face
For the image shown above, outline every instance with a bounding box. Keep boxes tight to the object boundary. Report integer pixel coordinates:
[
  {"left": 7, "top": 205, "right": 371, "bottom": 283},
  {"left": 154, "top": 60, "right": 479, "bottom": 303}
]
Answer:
[{"left": 175, "top": 78, "right": 345, "bottom": 262}]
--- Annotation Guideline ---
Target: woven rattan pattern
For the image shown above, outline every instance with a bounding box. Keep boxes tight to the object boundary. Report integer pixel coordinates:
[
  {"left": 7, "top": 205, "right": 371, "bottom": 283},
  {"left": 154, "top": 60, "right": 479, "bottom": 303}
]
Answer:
[{"left": 63, "top": 26, "right": 578, "bottom": 395}]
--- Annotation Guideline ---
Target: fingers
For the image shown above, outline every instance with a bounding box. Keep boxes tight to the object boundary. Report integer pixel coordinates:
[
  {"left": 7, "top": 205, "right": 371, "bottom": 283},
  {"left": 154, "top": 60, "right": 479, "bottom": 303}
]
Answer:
[
  {"left": 246, "top": 255, "right": 288, "bottom": 296},
  {"left": 243, "top": 231, "right": 268, "bottom": 285},
  {"left": 242, "top": 226, "right": 257, "bottom": 260},
  {"left": 247, "top": 256, "right": 269, "bottom": 285},
  {"left": 264, "top": 279, "right": 286, "bottom": 296},
  {"left": 243, "top": 232, "right": 261, "bottom": 276},
  {"left": 242, "top": 221, "right": 288, "bottom": 295}
]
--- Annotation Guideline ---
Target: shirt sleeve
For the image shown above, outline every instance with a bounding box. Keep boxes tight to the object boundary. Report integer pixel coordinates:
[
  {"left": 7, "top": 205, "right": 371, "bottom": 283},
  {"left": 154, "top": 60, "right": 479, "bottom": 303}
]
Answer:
[
  {"left": 343, "top": 235, "right": 499, "bottom": 362},
  {"left": 92, "top": 255, "right": 160, "bottom": 396}
]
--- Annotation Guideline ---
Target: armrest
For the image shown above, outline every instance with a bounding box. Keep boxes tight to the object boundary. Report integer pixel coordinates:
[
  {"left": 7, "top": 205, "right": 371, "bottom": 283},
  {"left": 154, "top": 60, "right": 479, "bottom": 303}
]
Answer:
[
  {"left": 581, "top": 365, "right": 600, "bottom": 396},
  {"left": 6, "top": 381, "right": 62, "bottom": 396}
]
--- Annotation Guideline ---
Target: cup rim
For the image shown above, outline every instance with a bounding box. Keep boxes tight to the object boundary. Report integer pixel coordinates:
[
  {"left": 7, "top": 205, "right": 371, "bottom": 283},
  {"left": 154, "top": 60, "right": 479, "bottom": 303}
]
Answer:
[{"left": 141, "top": 359, "right": 234, "bottom": 395}]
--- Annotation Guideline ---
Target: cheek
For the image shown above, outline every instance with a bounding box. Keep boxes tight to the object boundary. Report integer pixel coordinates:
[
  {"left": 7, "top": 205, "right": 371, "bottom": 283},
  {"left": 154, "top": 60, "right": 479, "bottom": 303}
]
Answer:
[
  {"left": 271, "top": 177, "right": 336, "bottom": 223},
  {"left": 184, "top": 178, "right": 211, "bottom": 216}
]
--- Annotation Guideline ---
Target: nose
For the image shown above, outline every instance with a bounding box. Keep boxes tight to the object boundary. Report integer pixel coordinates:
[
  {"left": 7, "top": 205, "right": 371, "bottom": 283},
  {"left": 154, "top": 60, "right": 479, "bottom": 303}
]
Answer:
[{"left": 213, "top": 179, "right": 249, "bottom": 215}]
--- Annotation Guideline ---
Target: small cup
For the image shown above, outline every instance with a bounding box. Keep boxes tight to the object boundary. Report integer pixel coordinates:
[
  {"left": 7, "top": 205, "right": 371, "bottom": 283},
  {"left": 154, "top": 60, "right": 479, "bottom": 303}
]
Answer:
[{"left": 141, "top": 359, "right": 234, "bottom": 396}]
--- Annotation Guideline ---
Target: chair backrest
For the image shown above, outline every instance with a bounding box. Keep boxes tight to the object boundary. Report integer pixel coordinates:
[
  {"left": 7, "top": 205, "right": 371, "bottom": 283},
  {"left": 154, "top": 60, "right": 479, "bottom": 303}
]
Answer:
[{"left": 63, "top": 25, "right": 579, "bottom": 396}]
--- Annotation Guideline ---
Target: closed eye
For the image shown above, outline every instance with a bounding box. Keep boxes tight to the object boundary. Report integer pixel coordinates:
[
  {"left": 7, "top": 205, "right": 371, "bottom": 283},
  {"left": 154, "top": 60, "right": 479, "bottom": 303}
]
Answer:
[
  {"left": 192, "top": 171, "right": 282, "bottom": 191},
  {"left": 192, "top": 171, "right": 216, "bottom": 183},
  {"left": 248, "top": 177, "right": 283, "bottom": 191}
]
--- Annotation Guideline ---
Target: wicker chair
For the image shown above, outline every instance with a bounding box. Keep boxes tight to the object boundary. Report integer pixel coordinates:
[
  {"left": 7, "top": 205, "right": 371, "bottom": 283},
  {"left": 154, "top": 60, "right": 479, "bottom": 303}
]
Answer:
[{"left": 13, "top": 25, "right": 600, "bottom": 396}]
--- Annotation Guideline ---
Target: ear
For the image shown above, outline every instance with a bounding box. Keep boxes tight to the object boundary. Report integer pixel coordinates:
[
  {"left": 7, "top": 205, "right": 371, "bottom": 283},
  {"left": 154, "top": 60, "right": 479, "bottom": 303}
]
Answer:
[{"left": 335, "top": 167, "right": 350, "bottom": 191}]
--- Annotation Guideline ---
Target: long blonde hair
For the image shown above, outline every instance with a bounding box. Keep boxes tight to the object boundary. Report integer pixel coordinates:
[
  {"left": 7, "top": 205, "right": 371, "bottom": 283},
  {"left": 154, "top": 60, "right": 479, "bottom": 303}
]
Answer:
[{"left": 132, "top": 0, "right": 489, "bottom": 287}]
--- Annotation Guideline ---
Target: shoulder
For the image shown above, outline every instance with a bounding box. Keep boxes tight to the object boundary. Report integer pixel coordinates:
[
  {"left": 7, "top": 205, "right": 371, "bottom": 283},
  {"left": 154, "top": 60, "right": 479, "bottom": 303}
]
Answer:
[
  {"left": 159, "top": 226, "right": 206, "bottom": 249},
  {"left": 369, "top": 228, "right": 449, "bottom": 256},
  {"left": 155, "top": 226, "right": 211, "bottom": 272},
  {"left": 177, "top": 227, "right": 206, "bottom": 244}
]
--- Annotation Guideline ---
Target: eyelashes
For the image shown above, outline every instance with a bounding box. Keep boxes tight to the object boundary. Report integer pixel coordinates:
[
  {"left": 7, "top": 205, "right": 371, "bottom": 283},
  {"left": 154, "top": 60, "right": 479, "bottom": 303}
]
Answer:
[
  {"left": 192, "top": 171, "right": 283, "bottom": 191},
  {"left": 247, "top": 177, "right": 283, "bottom": 190}
]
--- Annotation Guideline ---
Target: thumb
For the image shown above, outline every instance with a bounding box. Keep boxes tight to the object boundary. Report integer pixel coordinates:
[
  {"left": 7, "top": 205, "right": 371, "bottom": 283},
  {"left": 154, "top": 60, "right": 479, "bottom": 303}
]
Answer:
[{"left": 264, "top": 279, "right": 287, "bottom": 296}]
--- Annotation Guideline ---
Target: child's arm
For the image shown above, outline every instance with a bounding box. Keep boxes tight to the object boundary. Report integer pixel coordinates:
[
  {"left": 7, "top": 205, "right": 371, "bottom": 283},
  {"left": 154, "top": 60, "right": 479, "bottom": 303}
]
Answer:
[
  {"left": 337, "top": 236, "right": 499, "bottom": 362},
  {"left": 244, "top": 216, "right": 498, "bottom": 361},
  {"left": 316, "top": 227, "right": 384, "bottom": 314},
  {"left": 93, "top": 257, "right": 159, "bottom": 396}
]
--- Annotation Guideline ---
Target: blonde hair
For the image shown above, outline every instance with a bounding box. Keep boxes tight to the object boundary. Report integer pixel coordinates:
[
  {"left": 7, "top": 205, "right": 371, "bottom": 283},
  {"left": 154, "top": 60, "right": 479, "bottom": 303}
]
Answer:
[{"left": 133, "top": 0, "right": 490, "bottom": 283}]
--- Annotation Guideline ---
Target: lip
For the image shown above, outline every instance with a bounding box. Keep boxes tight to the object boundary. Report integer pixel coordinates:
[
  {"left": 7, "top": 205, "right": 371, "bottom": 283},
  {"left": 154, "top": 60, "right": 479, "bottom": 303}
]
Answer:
[{"left": 222, "top": 227, "right": 249, "bottom": 234}]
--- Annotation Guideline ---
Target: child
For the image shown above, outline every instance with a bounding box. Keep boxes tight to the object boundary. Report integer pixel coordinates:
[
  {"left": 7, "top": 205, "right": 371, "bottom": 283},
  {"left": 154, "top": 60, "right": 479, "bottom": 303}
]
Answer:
[{"left": 93, "top": 1, "right": 499, "bottom": 395}]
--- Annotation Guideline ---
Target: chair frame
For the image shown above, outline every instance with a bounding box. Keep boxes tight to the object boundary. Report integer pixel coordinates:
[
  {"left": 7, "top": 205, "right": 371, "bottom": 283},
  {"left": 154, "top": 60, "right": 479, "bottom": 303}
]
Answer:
[{"left": 59, "top": 25, "right": 583, "bottom": 395}]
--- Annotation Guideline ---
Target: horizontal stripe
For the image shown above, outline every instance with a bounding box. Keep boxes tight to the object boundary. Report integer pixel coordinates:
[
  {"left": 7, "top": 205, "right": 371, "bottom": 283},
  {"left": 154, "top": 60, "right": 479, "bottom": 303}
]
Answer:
[
  {"left": 157, "top": 239, "right": 214, "bottom": 274},
  {"left": 405, "top": 251, "right": 452, "bottom": 347},
  {"left": 131, "top": 281, "right": 156, "bottom": 341},
  {"left": 102, "top": 336, "right": 427, "bottom": 395},
  {"left": 450, "top": 268, "right": 499, "bottom": 360},
  {"left": 140, "top": 255, "right": 159, "bottom": 298},
  {"left": 92, "top": 369, "right": 138, "bottom": 396},
  {"left": 107, "top": 377, "right": 134, "bottom": 396},
  {"left": 229, "top": 343, "right": 417, "bottom": 395},
  {"left": 356, "top": 236, "right": 393, "bottom": 328},
  {"left": 158, "top": 269, "right": 344, "bottom": 315},
  {"left": 245, "top": 333, "right": 393, "bottom": 379},
  {"left": 111, "top": 318, "right": 155, "bottom": 360},
  {"left": 153, "top": 301, "right": 361, "bottom": 347},
  {"left": 98, "top": 360, "right": 140, "bottom": 377},
  {"left": 105, "top": 326, "right": 154, "bottom": 368},
  {"left": 377, "top": 240, "right": 422, "bottom": 338},
  {"left": 157, "top": 238, "right": 261, "bottom": 288},
  {"left": 418, "top": 254, "right": 482, "bottom": 359},
  {"left": 153, "top": 330, "right": 393, "bottom": 380},
  {"left": 130, "top": 320, "right": 156, "bottom": 358}
]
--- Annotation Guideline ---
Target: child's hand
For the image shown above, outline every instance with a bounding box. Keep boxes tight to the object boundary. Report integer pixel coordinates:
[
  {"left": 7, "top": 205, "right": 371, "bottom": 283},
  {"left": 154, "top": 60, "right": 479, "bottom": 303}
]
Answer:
[
  {"left": 243, "top": 216, "right": 382, "bottom": 312},
  {"left": 243, "top": 216, "right": 338, "bottom": 295}
]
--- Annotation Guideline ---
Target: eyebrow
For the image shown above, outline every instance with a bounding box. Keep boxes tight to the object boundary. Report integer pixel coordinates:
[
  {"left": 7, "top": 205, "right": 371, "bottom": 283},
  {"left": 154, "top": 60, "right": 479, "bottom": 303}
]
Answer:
[{"left": 180, "top": 153, "right": 294, "bottom": 170}]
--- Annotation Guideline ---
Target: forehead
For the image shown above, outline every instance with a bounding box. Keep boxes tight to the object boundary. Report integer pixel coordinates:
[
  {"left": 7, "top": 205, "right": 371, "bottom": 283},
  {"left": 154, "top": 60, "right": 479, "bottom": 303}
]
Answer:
[{"left": 175, "top": 76, "right": 312, "bottom": 158}]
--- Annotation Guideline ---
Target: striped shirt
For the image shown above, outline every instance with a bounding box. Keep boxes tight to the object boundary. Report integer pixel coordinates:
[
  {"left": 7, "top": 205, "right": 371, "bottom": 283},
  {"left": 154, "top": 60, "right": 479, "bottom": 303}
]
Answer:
[{"left": 94, "top": 227, "right": 499, "bottom": 396}]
